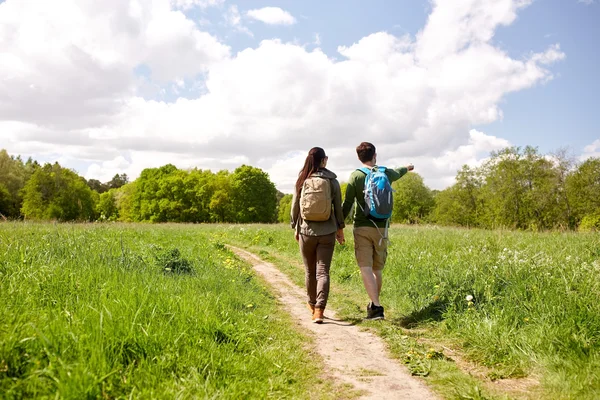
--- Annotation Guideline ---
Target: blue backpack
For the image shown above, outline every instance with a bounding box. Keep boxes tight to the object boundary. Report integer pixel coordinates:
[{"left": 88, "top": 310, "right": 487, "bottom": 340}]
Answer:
[{"left": 358, "top": 166, "right": 394, "bottom": 221}]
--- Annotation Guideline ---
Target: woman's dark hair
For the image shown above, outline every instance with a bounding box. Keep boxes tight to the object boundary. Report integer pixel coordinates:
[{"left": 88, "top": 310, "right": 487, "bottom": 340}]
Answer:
[{"left": 295, "top": 147, "right": 327, "bottom": 195}]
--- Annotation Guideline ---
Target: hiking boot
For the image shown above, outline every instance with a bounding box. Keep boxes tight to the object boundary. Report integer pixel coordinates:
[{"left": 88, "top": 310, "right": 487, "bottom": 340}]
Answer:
[
  {"left": 313, "top": 307, "right": 324, "bottom": 324},
  {"left": 307, "top": 303, "right": 315, "bottom": 316},
  {"left": 366, "top": 303, "right": 384, "bottom": 320}
]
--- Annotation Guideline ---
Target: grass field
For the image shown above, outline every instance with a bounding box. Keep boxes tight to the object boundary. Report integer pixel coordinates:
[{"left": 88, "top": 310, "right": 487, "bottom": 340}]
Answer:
[
  {"left": 2, "top": 223, "right": 599, "bottom": 399},
  {"left": 210, "top": 224, "right": 600, "bottom": 400},
  {"left": 0, "top": 223, "right": 341, "bottom": 399}
]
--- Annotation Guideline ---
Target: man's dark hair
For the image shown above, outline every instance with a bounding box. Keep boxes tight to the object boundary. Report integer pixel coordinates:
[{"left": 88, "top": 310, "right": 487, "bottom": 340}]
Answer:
[{"left": 356, "top": 142, "right": 376, "bottom": 163}]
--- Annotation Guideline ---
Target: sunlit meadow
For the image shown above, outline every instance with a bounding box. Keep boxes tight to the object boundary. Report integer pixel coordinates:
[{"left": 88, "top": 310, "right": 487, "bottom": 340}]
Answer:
[
  {"left": 0, "top": 223, "right": 334, "bottom": 399},
  {"left": 211, "top": 224, "right": 600, "bottom": 400}
]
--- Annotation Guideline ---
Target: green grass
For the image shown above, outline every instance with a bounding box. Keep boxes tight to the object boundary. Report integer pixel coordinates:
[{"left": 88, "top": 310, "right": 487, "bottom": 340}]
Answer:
[
  {"left": 0, "top": 223, "right": 338, "bottom": 399},
  {"left": 210, "top": 224, "right": 600, "bottom": 400}
]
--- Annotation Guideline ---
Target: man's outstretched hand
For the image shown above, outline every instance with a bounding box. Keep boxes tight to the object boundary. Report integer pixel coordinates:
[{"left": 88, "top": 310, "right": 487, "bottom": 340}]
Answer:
[{"left": 407, "top": 163, "right": 415, "bottom": 171}]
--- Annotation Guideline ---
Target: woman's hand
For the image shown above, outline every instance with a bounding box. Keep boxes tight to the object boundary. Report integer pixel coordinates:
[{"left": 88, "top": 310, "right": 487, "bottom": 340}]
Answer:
[
  {"left": 295, "top": 231, "right": 300, "bottom": 242},
  {"left": 336, "top": 228, "right": 345, "bottom": 245}
]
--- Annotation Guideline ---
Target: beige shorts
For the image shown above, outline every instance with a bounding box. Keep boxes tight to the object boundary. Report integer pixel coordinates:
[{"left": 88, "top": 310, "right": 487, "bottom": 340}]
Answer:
[{"left": 353, "top": 226, "right": 388, "bottom": 270}]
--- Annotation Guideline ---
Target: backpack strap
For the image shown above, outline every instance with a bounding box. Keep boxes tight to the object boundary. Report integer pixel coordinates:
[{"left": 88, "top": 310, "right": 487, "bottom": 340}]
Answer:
[{"left": 357, "top": 167, "right": 370, "bottom": 175}]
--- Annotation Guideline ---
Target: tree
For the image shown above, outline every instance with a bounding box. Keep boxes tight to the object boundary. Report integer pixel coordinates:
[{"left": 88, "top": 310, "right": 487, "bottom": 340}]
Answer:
[
  {"left": 566, "top": 157, "right": 600, "bottom": 228},
  {"left": 97, "top": 190, "right": 119, "bottom": 221},
  {"left": 21, "top": 163, "right": 96, "bottom": 221},
  {"left": 184, "top": 169, "right": 217, "bottom": 222},
  {"left": 479, "top": 146, "right": 560, "bottom": 230},
  {"left": 0, "top": 149, "right": 28, "bottom": 218},
  {"left": 230, "top": 165, "right": 277, "bottom": 223},
  {"left": 277, "top": 194, "right": 293, "bottom": 223},
  {"left": 107, "top": 173, "right": 129, "bottom": 189},
  {"left": 392, "top": 173, "right": 434, "bottom": 224},
  {"left": 431, "top": 165, "right": 486, "bottom": 228},
  {"left": 131, "top": 164, "right": 178, "bottom": 222},
  {"left": 550, "top": 148, "right": 577, "bottom": 229},
  {"left": 208, "top": 170, "right": 233, "bottom": 222},
  {"left": 0, "top": 183, "right": 10, "bottom": 218},
  {"left": 114, "top": 182, "right": 137, "bottom": 222},
  {"left": 87, "top": 178, "right": 108, "bottom": 194}
]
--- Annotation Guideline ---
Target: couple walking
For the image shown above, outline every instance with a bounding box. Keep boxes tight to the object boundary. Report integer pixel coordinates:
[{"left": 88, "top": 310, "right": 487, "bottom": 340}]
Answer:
[{"left": 291, "top": 142, "right": 414, "bottom": 323}]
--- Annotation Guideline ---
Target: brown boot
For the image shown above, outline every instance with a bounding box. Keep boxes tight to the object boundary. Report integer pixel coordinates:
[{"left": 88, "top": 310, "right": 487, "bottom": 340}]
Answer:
[
  {"left": 313, "top": 307, "right": 324, "bottom": 324},
  {"left": 307, "top": 303, "right": 315, "bottom": 316}
]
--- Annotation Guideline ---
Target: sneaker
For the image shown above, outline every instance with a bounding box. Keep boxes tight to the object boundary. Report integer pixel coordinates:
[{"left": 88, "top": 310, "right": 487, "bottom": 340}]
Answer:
[
  {"left": 313, "top": 307, "right": 324, "bottom": 324},
  {"left": 366, "top": 303, "right": 384, "bottom": 320}
]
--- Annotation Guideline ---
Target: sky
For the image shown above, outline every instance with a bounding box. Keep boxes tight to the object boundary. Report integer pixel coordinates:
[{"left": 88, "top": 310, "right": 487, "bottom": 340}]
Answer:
[{"left": 1, "top": 0, "right": 598, "bottom": 193}]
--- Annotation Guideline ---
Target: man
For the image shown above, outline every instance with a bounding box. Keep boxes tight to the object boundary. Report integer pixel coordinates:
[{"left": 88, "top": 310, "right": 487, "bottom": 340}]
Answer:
[{"left": 342, "top": 142, "right": 414, "bottom": 320}]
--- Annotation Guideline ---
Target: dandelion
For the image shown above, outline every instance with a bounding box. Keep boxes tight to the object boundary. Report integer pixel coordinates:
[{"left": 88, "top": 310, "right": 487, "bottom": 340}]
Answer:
[
  {"left": 246, "top": 304, "right": 253, "bottom": 308},
  {"left": 465, "top": 295, "right": 473, "bottom": 302},
  {"left": 524, "top": 317, "right": 530, "bottom": 322}
]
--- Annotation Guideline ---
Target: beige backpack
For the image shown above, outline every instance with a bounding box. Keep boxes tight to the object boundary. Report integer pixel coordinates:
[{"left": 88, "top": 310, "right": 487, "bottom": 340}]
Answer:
[{"left": 300, "top": 176, "right": 332, "bottom": 221}]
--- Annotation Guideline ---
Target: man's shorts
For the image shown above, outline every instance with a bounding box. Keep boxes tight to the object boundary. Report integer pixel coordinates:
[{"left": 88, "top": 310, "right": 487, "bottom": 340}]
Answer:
[{"left": 353, "top": 226, "right": 387, "bottom": 271}]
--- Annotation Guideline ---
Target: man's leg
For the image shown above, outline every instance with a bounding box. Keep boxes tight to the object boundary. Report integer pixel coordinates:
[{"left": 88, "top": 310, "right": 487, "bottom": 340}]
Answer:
[
  {"left": 373, "top": 268, "right": 383, "bottom": 296},
  {"left": 359, "top": 266, "right": 381, "bottom": 307},
  {"left": 372, "top": 238, "right": 388, "bottom": 297}
]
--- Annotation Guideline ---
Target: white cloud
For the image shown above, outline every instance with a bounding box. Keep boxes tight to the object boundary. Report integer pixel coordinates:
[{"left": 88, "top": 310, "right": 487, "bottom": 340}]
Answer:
[
  {"left": 225, "top": 5, "right": 254, "bottom": 36},
  {"left": 581, "top": 139, "right": 600, "bottom": 160},
  {"left": 1, "top": 0, "right": 565, "bottom": 192},
  {"left": 170, "top": 0, "right": 225, "bottom": 10},
  {"left": 578, "top": 0, "right": 595, "bottom": 5},
  {"left": 0, "top": 0, "right": 230, "bottom": 129},
  {"left": 314, "top": 33, "right": 321, "bottom": 46},
  {"left": 247, "top": 7, "right": 296, "bottom": 25},
  {"left": 425, "top": 129, "right": 512, "bottom": 188}
]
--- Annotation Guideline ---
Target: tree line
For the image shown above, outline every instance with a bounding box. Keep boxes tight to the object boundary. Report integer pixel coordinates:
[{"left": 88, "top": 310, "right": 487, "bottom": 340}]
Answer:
[
  {"left": 0, "top": 150, "right": 279, "bottom": 223},
  {"left": 1, "top": 147, "right": 598, "bottom": 230}
]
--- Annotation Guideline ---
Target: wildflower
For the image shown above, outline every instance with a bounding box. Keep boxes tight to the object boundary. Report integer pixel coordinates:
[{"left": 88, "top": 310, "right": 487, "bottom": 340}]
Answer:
[
  {"left": 246, "top": 304, "right": 253, "bottom": 308},
  {"left": 524, "top": 317, "right": 530, "bottom": 322},
  {"left": 465, "top": 295, "right": 473, "bottom": 302}
]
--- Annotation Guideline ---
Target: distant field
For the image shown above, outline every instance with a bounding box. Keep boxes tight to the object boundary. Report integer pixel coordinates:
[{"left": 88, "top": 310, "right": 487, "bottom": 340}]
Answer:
[
  {"left": 210, "top": 223, "right": 600, "bottom": 400},
  {"left": 0, "top": 223, "right": 331, "bottom": 399}
]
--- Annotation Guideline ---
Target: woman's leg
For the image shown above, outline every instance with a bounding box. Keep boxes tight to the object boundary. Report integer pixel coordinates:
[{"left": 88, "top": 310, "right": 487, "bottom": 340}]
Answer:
[
  {"left": 299, "top": 234, "right": 318, "bottom": 306},
  {"left": 315, "top": 233, "right": 336, "bottom": 309}
]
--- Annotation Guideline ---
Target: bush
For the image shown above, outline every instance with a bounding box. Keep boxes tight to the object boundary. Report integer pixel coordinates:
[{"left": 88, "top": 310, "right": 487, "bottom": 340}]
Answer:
[{"left": 579, "top": 213, "right": 600, "bottom": 232}]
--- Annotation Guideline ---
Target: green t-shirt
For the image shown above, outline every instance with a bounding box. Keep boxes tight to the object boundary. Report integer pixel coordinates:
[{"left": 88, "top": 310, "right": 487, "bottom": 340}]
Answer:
[{"left": 342, "top": 166, "right": 408, "bottom": 228}]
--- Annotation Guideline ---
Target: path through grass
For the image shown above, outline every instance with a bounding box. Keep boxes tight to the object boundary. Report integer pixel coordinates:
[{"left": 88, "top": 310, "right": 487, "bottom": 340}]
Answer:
[{"left": 212, "top": 224, "right": 600, "bottom": 400}]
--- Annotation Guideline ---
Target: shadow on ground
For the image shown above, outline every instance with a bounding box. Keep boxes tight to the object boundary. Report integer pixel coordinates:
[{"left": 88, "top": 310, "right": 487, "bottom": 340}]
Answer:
[
  {"left": 392, "top": 299, "right": 448, "bottom": 329},
  {"left": 322, "top": 316, "right": 358, "bottom": 327}
]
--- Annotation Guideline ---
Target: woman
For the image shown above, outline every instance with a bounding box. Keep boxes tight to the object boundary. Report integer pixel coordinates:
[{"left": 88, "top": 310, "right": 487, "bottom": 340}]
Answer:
[{"left": 291, "top": 147, "right": 345, "bottom": 324}]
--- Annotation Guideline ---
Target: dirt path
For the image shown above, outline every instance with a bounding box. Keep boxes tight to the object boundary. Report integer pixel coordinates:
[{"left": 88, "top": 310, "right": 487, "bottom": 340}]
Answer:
[{"left": 229, "top": 245, "right": 438, "bottom": 400}]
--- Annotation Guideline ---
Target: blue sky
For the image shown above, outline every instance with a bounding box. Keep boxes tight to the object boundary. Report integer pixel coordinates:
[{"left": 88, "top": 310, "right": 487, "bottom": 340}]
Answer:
[{"left": 1, "top": 0, "right": 598, "bottom": 191}]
